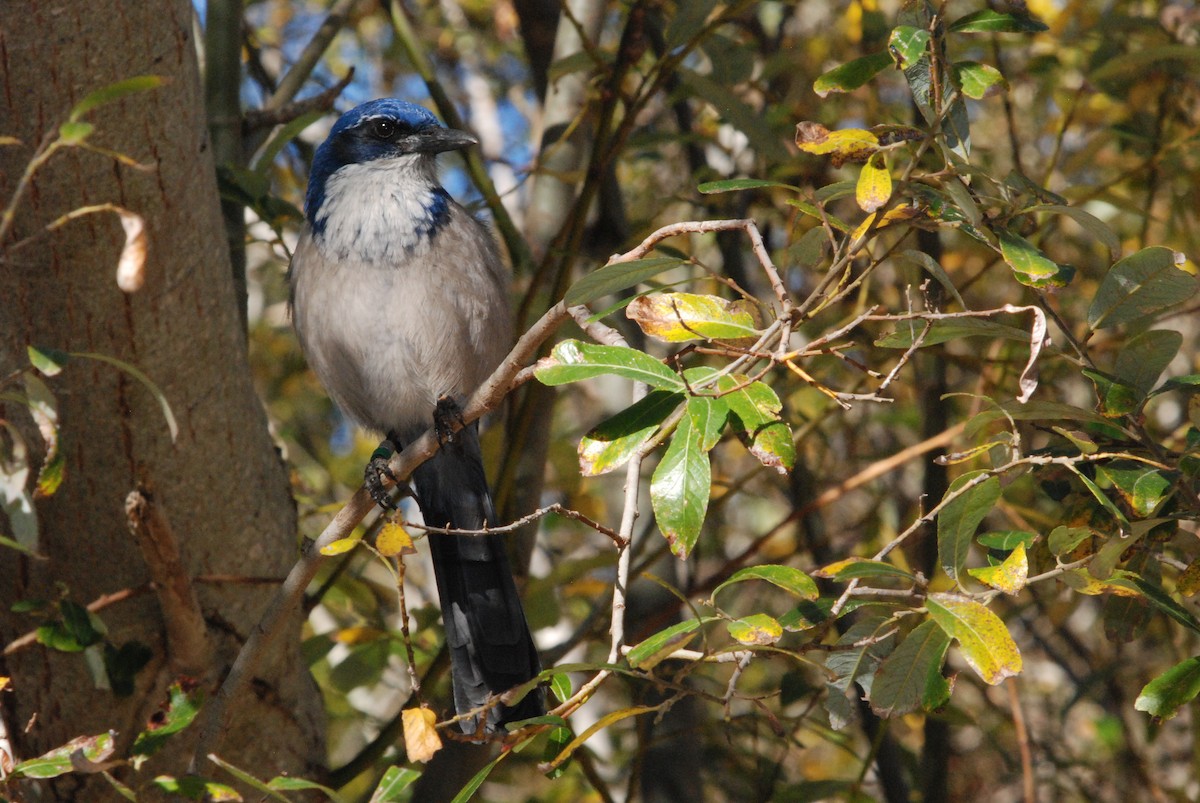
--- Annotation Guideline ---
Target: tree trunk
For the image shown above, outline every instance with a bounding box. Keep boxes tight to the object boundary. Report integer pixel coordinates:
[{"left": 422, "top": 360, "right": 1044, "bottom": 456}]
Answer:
[{"left": 0, "top": 2, "right": 324, "bottom": 798}]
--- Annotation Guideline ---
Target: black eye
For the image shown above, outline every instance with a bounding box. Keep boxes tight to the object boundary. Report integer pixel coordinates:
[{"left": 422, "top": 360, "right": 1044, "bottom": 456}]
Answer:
[{"left": 369, "top": 119, "right": 397, "bottom": 140}]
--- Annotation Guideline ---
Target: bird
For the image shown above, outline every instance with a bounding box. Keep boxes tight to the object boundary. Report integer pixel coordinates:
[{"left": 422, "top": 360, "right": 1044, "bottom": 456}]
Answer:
[{"left": 289, "top": 98, "right": 543, "bottom": 736}]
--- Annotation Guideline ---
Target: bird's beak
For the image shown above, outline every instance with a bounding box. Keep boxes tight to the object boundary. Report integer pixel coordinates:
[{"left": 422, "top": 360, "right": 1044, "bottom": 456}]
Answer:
[{"left": 410, "top": 127, "right": 478, "bottom": 155}]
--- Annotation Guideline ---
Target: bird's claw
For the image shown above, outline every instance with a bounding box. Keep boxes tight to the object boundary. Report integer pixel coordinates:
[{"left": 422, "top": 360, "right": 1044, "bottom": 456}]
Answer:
[
  {"left": 433, "top": 395, "right": 466, "bottom": 444},
  {"left": 365, "top": 441, "right": 399, "bottom": 510}
]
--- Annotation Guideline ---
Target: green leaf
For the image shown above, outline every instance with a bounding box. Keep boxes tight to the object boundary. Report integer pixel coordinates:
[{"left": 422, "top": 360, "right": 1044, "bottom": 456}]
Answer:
[
  {"left": 1088, "top": 247, "right": 1197, "bottom": 330},
  {"left": 68, "top": 75, "right": 165, "bottom": 122},
  {"left": 813, "top": 51, "right": 894, "bottom": 97},
  {"left": 947, "top": 9, "right": 1048, "bottom": 33},
  {"left": 887, "top": 26, "right": 930, "bottom": 69},
  {"left": 28, "top": 345, "right": 69, "bottom": 376},
  {"left": 1090, "top": 44, "right": 1200, "bottom": 83},
  {"left": 1135, "top": 657, "right": 1200, "bottom": 721},
  {"left": 976, "top": 530, "right": 1036, "bottom": 550},
  {"left": 698, "top": 178, "right": 801, "bottom": 194},
  {"left": 926, "top": 593, "right": 1022, "bottom": 685},
  {"left": 131, "top": 682, "right": 204, "bottom": 768},
  {"left": 57, "top": 121, "right": 95, "bottom": 145},
  {"left": 1114, "top": 329, "right": 1182, "bottom": 395},
  {"left": 875, "top": 317, "right": 1032, "bottom": 348},
  {"left": 151, "top": 775, "right": 242, "bottom": 800},
  {"left": 814, "top": 558, "right": 915, "bottom": 583},
  {"left": 543, "top": 726, "right": 573, "bottom": 779},
  {"left": 535, "top": 339, "right": 683, "bottom": 391},
  {"left": 1109, "top": 575, "right": 1200, "bottom": 636},
  {"left": 727, "top": 613, "right": 783, "bottom": 646},
  {"left": 269, "top": 776, "right": 343, "bottom": 800},
  {"left": 1048, "top": 525, "right": 1093, "bottom": 556},
  {"left": 650, "top": 413, "right": 711, "bottom": 558},
  {"left": 712, "top": 565, "right": 819, "bottom": 601},
  {"left": 207, "top": 755, "right": 288, "bottom": 802},
  {"left": 73, "top": 351, "right": 178, "bottom": 441},
  {"left": 997, "top": 230, "right": 1073, "bottom": 288},
  {"left": 937, "top": 472, "right": 1001, "bottom": 581},
  {"left": 952, "top": 61, "right": 1008, "bottom": 99},
  {"left": 564, "top": 257, "right": 686, "bottom": 306},
  {"left": 1024, "top": 204, "right": 1120, "bottom": 259},
  {"left": 686, "top": 392, "right": 728, "bottom": 453},
  {"left": 14, "top": 731, "right": 116, "bottom": 779},
  {"left": 626, "top": 292, "right": 762, "bottom": 342},
  {"left": 549, "top": 673, "right": 573, "bottom": 704},
  {"left": 579, "top": 390, "right": 682, "bottom": 476},
  {"left": 826, "top": 615, "right": 897, "bottom": 695},
  {"left": 1066, "top": 463, "right": 1130, "bottom": 531},
  {"left": 1083, "top": 368, "right": 1140, "bottom": 417},
  {"left": 856, "top": 153, "right": 891, "bottom": 213},
  {"left": 627, "top": 618, "right": 711, "bottom": 670},
  {"left": 716, "top": 375, "right": 795, "bottom": 473},
  {"left": 870, "top": 619, "right": 952, "bottom": 717}
]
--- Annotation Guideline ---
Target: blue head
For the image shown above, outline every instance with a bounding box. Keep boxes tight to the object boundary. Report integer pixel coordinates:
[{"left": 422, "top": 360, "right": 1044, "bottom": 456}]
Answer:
[{"left": 304, "top": 99, "right": 476, "bottom": 232}]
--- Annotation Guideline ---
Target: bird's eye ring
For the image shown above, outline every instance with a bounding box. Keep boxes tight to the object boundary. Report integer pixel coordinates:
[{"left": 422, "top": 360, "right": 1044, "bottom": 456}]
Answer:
[{"left": 369, "top": 119, "right": 397, "bottom": 140}]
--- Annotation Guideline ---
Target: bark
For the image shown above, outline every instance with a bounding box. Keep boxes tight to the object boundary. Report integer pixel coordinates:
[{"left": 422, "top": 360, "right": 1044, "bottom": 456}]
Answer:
[{"left": 0, "top": 2, "right": 323, "bottom": 799}]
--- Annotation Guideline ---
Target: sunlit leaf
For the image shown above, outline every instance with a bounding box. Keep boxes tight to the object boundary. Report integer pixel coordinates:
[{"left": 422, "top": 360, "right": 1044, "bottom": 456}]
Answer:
[
  {"left": 650, "top": 413, "right": 710, "bottom": 558},
  {"left": 402, "top": 707, "right": 443, "bottom": 763},
  {"left": 947, "top": 9, "right": 1048, "bottom": 33},
  {"left": 713, "top": 565, "right": 819, "bottom": 601},
  {"left": 131, "top": 682, "right": 204, "bottom": 769},
  {"left": 997, "top": 230, "right": 1073, "bottom": 288},
  {"left": 1135, "top": 657, "right": 1200, "bottom": 721},
  {"left": 1088, "top": 247, "right": 1197, "bottom": 330},
  {"left": 14, "top": 731, "right": 116, "bottom": 779},
  {"left": 795, "top": 122, "right": 879, "bottom": 164},
  {"left": 815, "top": 558, "right": 915, "bottom": 583},
  {"left": 579, "top": 390, "right": 681, "bottom": 476},
  {"left": 535, "top": 339, "right": 683, "bottom": 391},
  {"left": 728, "top": 613, "right": 782, "bottom": 646},
  {"left": 28, "top": 345, "right": 69, "bottom": 376},
  {"left": 626, "top": 292, "right": 762, "bottom": 342},
  {"left": 813, "top": 51, "right": 894, "bottom": 97},
  {"left": 926, "top": 594, "right": 1022, "bottom": 685},
  {"left": 952, "top": 61, "right": 1008, "bottom": 98},
  {"left": 968, "top": 542, "right": 1028, "bottom": 595},
  {"left": 627, "top": 618, "right": 712, "bottom": 670},
  {"left": 375, "top": 520, "right": 416, "bottom": 557},
  {"left": 856, "top": 153, "right": 892, "bottom": 213},
  {"left": 152, "top": 776, "right": 242, "bottom": 801},
  {"left": 887, "top": 26, "right": 929, "bottom": 68},
  {"left": 716, "top": 375, "right": 795, "bottom": 473},
  {"left": 319, "top": 537, "right": 359, "bottom": 556}
]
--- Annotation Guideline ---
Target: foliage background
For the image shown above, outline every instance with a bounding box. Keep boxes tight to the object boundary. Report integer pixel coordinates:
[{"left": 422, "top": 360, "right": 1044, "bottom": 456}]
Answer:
[{"left": 4, "top": 1, "right": 1200, "bottom": 802}]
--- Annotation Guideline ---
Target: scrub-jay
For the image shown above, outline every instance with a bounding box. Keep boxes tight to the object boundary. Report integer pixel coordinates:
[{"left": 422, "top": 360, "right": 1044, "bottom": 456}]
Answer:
[{"left": 289, "top": 98, "right": 543, "bottom": 735}]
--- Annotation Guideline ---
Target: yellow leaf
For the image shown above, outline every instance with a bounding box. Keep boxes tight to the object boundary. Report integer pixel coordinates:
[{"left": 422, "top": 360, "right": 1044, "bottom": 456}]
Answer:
[
  {"left": 402, "top": 706, "right": 443, "bottom": 763},
  {"left": 319, "top": 537, "right": 359, "bottom": 556},
  {"left": 855, "top": 153, "right": 892, "bottom": 213},
  {"left": 0, "top": 676, "right": 9, "bottom": 692},
  {"left": 626, "top": 293, "right": 762, "bottom": 343},
  {"left": 926, "top": 593, "right": 1022, "bottom": 685},
  {"left": 1059, "top": 568, "right": 1141, "bottom": 597},
  {"left": 794, "top": 121, "right": 879, "bottom": 165},
  {"left": 968, "top": 542, "right": 1028, "bottom": 595},
  {"left": 333, "top": 626, "right": 387, "bottom": 645},
  {"left": 376, "top": 520, "right": 416, "bottom": 557},
  {"left": 727, "top": 614, "right": 782, "bottom": 646}
]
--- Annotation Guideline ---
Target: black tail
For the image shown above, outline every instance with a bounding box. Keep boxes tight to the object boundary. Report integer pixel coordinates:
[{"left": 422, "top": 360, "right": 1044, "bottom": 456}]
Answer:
[{"left": 410, "top": 425, "right": 543, "bottom": 735}]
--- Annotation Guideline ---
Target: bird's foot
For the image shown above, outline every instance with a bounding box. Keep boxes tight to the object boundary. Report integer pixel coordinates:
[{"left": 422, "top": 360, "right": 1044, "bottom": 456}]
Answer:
[
  {"left": 365, "top": 438, "right": 400, "bottom": 509},
  {"left": 433, "top": 395, "right": 466, "bottom": 444}
]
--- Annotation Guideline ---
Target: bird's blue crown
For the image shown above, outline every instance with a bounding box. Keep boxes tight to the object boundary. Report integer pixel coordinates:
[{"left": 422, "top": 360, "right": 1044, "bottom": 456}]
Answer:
[{"left": 304, "top": 99, "right": 450, "bottom": 233}]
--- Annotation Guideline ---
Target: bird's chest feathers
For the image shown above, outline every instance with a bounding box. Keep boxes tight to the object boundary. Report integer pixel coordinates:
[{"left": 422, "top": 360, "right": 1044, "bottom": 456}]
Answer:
[{"left": 312, "top": 161, "right": 449, "bottom": 264}]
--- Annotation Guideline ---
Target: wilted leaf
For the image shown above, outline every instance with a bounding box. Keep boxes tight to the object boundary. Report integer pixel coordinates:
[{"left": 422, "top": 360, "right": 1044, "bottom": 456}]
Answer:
[
  {"left": 535, "top": 340, "right": 683, "bottom": 391},
  {"left": 626, "top": 292, "right": 762, "bottom": 342},
  {"left": 937, "top": 472, "right": 1001, "bottom": 581},
  {"left": 968, "top": 542, "right": 1028, "bottom": 595},
  {"left": 728, "top": 613, "right": 782, "bottom": 646},
  {"left": 926, "top": 594, "right": 1022, "bottom": 685},
  {"left": 870, "top": 620, "right": 952, "bottom": 717},
  {"left": 1088, "top": 247, "right": 1197, "bottom": 330},
  {"left": 402, "top": 707, "right": 443, "bottom": 763},
  {"left": 650, "top": 413, "right": 711, "bottom": 558},
  {"left": 131, "top": 682, "right": 203, "bottom": 768},
  {"left": 795, "top": 122, "right": 880, "bottom": 165}
]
